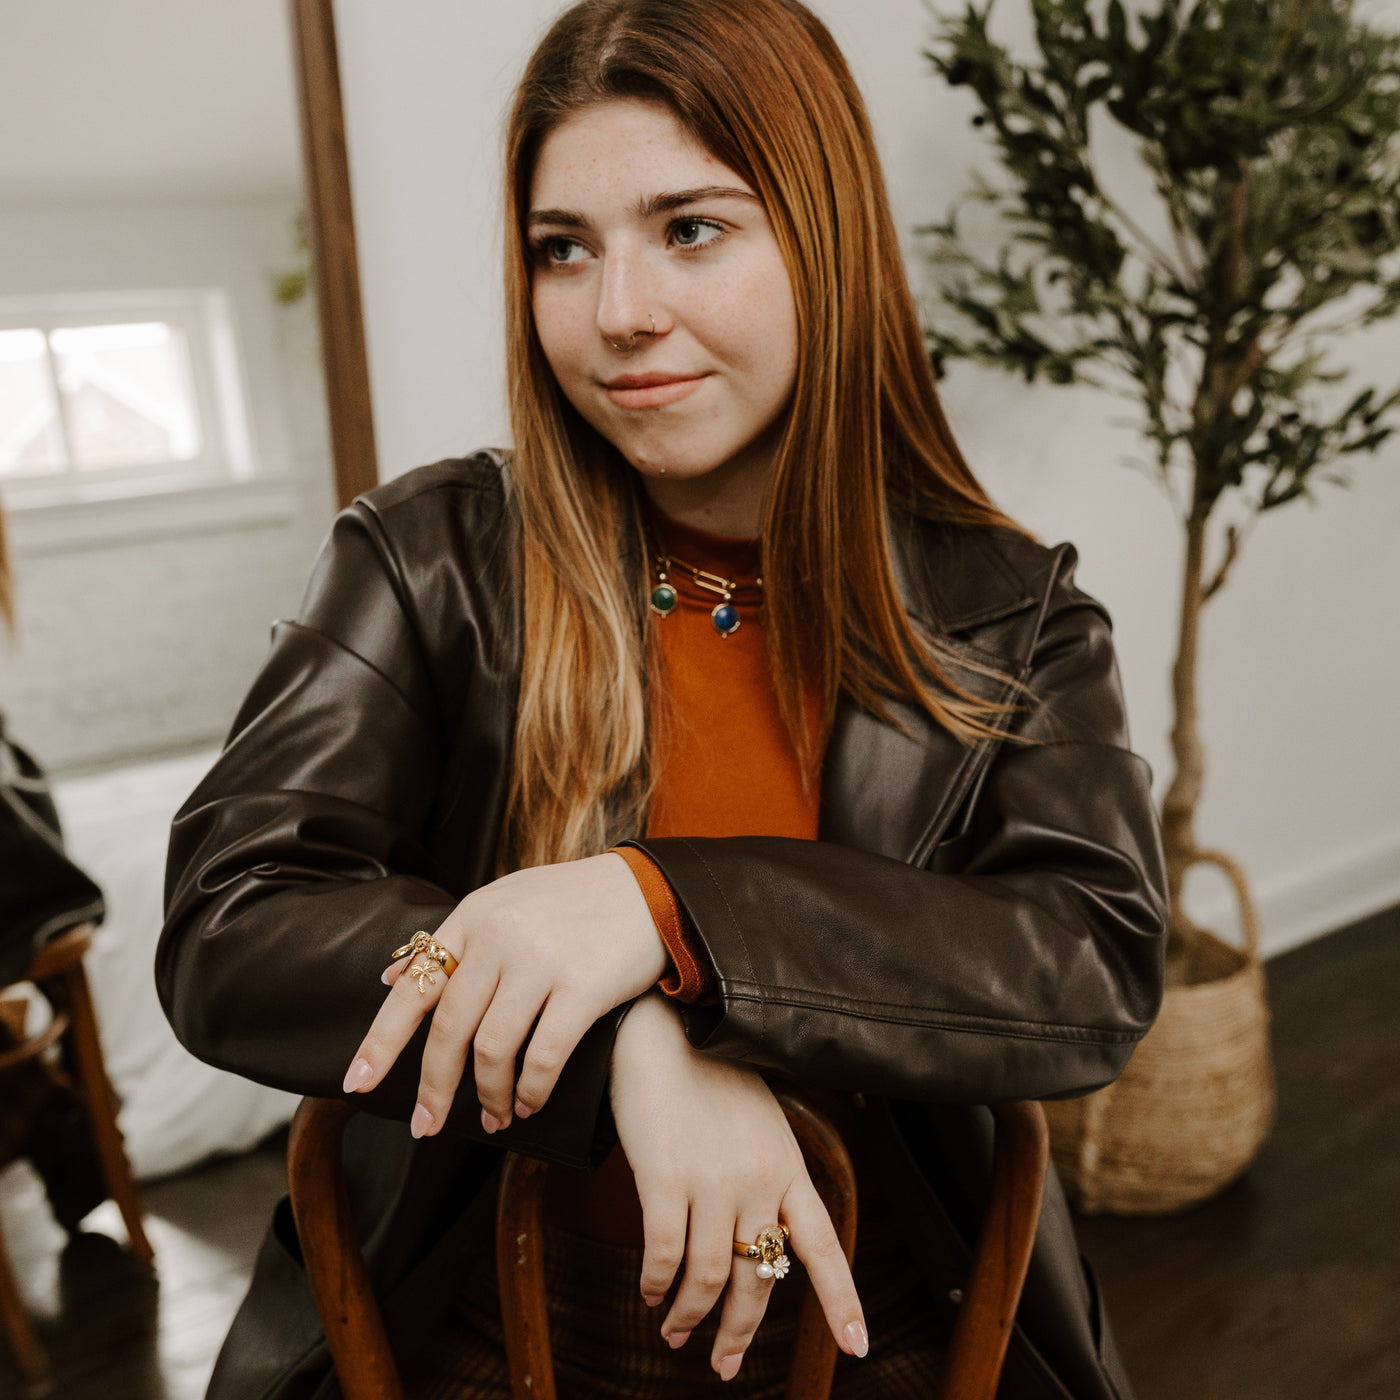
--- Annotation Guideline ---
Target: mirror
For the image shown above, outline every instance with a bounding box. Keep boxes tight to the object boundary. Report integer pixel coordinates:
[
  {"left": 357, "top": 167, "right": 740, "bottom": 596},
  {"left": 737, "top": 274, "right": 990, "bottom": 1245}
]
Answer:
[
  {"left": 0, "top": 0, "right": 353, "bottom": 770},
  {"left": 0, "top": 4, "right": 368, "bottom": 1391}
]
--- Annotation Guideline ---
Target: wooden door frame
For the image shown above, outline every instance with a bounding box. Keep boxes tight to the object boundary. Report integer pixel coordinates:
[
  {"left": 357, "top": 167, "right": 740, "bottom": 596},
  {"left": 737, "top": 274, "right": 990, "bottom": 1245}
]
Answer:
[{"left": 290, "top": 0, "right": 378, "bottom": 508}]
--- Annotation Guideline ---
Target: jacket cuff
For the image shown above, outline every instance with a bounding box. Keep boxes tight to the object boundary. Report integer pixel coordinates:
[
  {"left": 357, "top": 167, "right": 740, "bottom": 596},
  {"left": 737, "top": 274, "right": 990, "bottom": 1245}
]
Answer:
[{"left": 608, "top": 845, "right": 718, "bottom": 1004}]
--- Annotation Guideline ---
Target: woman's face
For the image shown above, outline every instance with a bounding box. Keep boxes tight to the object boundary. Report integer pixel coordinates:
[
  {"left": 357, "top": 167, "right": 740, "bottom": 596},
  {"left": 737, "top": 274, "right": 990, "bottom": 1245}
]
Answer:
[{"left": 528, "top": 100, "right": 799, "bottom": 532}]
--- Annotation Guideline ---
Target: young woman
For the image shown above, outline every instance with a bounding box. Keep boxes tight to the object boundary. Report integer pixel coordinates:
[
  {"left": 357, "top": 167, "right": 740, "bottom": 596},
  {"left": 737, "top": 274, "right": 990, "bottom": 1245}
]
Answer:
[{"left": 158, "top": 1, "right": 1167, "bottom": 1397}]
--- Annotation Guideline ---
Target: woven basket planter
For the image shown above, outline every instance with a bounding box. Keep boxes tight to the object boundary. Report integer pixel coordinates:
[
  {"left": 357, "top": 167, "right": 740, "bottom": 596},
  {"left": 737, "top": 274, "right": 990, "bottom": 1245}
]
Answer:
[{"left": 1043, "top": 850, "right": 1276, "bottom": 1215}]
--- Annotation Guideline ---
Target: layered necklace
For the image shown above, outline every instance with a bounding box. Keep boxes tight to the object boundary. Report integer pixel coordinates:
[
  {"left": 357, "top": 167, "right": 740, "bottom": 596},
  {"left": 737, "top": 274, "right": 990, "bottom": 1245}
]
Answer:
[{"left": 649, "top": 550, "right": 763, "bottom": 638}]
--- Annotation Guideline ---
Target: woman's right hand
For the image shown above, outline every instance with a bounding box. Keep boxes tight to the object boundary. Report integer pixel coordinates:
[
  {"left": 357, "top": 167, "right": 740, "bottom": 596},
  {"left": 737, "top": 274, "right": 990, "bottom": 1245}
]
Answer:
[{"left": 609, "top": 991, "right": 868, "bottom": 1382}]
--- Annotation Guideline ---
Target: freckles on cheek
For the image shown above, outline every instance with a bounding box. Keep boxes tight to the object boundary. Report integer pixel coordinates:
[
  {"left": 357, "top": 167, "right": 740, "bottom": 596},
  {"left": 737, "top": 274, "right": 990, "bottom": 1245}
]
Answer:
[
  {"left": 532, "top": 286, "right": 579, "bottom": 360},
  {"left": 534, "top": 323, "right": 584, "bottom": 393},
  {"left": 724, "top": 266, "right": 794, "bottom": 354}
]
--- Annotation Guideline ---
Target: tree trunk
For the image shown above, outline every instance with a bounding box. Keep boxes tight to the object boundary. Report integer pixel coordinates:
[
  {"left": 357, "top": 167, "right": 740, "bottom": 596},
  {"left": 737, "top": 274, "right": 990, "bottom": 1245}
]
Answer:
[{"left": 1159, "top": 511, "right": 1208, "bottom": 977}]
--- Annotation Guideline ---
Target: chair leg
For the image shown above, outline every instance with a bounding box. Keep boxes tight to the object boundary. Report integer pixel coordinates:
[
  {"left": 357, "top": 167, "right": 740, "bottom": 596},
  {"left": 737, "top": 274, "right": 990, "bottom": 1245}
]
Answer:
[
  {"left": 58, "top": 963, "right": 153, "bottom": 1264},
  {"left": 288, "top": 1098, "right": 404, "bottom": 1400},
  {"left": 0, "top": 1209, "right": 52, "bottom": 1394},
  {"left": 935, "top": 1102, "right": 1049, "bottom": 1400},
  {"left": 496, "top": 1154, "right": 557, "bottom": 1400}
]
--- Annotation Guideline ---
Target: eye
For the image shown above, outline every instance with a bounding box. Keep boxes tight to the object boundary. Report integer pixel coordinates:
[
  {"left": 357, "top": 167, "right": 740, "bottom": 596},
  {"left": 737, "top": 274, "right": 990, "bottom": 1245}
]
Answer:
[
  {"left": 532, "top": 235, "right": 590, "bottom": 268},
  {"left": 669, "top": 217, "right": 724, "bottom": 250}
]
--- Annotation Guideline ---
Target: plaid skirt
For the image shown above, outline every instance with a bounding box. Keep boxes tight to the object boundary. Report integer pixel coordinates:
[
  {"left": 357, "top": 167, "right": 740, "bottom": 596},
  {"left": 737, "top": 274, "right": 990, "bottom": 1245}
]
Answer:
[{"left": 407, "top": 1181, "right": 950, "bottom": 1399}]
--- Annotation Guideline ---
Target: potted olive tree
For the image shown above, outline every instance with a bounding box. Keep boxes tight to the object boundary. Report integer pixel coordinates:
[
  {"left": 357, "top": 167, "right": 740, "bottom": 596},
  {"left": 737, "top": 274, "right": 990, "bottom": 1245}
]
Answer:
[{"left": 925, "top": 0, "right": 1400, "bottom": 1211}]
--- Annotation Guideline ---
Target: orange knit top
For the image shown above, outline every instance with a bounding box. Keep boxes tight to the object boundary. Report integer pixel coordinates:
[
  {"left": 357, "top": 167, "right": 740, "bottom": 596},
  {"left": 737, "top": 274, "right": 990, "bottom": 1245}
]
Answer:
[{"left": 543, "top": 507, "right": 822, "bottom": 1242}]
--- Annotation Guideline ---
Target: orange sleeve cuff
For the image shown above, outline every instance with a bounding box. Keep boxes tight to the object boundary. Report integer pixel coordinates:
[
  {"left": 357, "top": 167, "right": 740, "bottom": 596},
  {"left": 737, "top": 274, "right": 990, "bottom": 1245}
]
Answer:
[{"left": 608, "top": 845, "right": 718, "bottom": 1004}]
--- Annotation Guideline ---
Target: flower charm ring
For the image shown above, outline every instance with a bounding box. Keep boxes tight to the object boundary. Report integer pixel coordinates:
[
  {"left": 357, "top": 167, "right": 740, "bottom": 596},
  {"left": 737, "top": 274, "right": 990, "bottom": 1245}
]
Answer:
[{"left": 733, "top": 1223, "right": 791, "bottom": 1281}]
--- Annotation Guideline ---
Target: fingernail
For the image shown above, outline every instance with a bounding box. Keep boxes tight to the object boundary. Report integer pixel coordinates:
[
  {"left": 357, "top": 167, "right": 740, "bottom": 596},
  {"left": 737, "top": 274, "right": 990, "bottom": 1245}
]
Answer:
[
  {"left": 514, "top": 1098, "right": 532, "bottom": 1119},
  {"left": 642, "top": 1293, "right": 663, "bottom": 1308},
  {"left": 342, "top": 1058, "right": 373, "bottom": 1093},
  {"left": 380, "top": 966, "right": 393, "bottom": 985},
  {"left": 481, "top": 1109, "right": 501, "bottom": 1134},
  {"left": 410, "top": 1104, "right": 435, "bottom": 1139},
  {"left": 843, "top": 1321, "right": 869, "bottom": 1358},
  {"left": 718, "top": 1354, "right": 743, "bottom": 1381},
  {"left": 666, "top": 1329, "right": 690, "bottom": 1350}
]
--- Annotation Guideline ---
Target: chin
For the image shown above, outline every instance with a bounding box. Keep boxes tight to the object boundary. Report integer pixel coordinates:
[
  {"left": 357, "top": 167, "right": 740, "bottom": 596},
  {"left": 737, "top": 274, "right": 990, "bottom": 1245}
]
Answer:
[
  {"left": 630, "top": 454, "right": 729, "bottom": 483},
  {"left": 614, "top": 437, "right": 728, "bottom": 481}
]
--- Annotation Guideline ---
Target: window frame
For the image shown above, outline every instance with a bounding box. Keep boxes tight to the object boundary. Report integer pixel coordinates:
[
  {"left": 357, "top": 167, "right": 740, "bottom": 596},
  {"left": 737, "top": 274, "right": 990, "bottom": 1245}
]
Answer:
[{"left": 0, "top": 287, "right": 256, "bottom": 511}]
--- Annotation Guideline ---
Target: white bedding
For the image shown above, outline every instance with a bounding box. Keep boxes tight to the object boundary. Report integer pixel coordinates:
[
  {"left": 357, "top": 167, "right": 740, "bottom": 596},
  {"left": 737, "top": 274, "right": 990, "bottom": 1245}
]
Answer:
[{"left": 51, "top": 749, "right": 298, "bottom": 1181}]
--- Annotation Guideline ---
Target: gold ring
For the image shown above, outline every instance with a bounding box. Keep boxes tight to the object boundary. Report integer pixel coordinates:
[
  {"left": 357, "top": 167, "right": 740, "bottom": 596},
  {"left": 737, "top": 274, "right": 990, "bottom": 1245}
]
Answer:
[
  {"left": 606, "top": 314, "right": 655, "bottom": 353},
  {"left": 388, "top": 930, "right": 460, "bottom": 994},
  {"left": 732, "top": 1223, "right": 790, "bottom": 1280}
]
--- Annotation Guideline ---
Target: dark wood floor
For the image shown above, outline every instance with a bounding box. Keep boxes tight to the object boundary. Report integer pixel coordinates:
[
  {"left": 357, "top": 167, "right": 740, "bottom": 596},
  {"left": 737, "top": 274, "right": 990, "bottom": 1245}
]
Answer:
[
  {"left": 1077, "top": 904, "right": 1400, "bottom": 1400},
  {"left": 0, "top": 1136, "right": 287, "bottom": 1398},
  {"left": 1, "top": 908, "right": 1396, "bottom": 1398}
]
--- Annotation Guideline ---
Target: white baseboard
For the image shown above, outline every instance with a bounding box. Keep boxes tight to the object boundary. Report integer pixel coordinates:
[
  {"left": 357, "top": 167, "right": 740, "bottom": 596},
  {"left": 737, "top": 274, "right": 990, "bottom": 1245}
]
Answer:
[{"left": 1186, "top": 825, "right": 1400, "bottom": 960}]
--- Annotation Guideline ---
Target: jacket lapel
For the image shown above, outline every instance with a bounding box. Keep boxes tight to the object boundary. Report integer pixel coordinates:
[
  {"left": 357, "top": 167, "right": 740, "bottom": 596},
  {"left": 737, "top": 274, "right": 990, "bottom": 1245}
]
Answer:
[{"left": 818, "top": 512, "right": 1039, "bottom": 866}]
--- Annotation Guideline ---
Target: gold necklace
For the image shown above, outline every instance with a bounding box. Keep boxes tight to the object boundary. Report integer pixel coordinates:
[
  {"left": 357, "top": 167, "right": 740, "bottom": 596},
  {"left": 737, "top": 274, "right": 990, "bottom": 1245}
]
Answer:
[{"left": 649, "top": 552, "right": 763, "bottom": 638}]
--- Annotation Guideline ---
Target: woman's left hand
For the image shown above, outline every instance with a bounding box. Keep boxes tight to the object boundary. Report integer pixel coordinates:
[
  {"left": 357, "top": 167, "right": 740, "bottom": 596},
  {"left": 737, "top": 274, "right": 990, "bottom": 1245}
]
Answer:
[{"left": 341, "top": 852, "right": 668, "bottom": 1137}]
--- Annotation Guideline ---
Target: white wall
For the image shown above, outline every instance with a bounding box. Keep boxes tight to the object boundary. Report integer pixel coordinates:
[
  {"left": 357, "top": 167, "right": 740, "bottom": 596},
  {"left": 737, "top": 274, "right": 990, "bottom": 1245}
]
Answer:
[
  {"left": 334, "top": 0, "right": 1400, "bottom": 956},
  {"left": 0, "top": 0, "right": 302, "bottom": 201},
  {"left": 0, "top": 197, "right": 336, "bottom": 770}
]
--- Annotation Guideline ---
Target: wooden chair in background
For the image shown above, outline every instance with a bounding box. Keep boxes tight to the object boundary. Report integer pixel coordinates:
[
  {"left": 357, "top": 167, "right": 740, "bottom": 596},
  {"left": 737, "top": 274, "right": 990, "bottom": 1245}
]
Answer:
[
  {"left": 288, "top": 1090, "right": 1048, "bottom": 1400},
  {"left": 0, "top": 922, "right": 154, "bottom": 1396}
]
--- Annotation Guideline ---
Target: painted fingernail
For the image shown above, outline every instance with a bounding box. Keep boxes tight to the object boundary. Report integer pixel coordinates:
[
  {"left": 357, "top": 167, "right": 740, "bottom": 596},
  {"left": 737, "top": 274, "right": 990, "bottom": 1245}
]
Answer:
[
  {"left": 642, "top": 1293, "right": 664, "bottom": 1308},
  {"left": 514, "top": 1098, "right": 533, "bottom": 1119},
  {"left": 380, "top": 966, "right": 393, "bottom": 985},
  {"left": 481, "top": 1109, "right": 501, "bottom": 1134},
  {"left": 342, "top": 1058, "right": 373, "bottom": 1093},
  {"left": 666, "top": 1330, "right": 690, "bottom": 1350},
  {"left": 410, "top": 1104, "right": 435, "bottom": 1139},
  {"left": 843, "top": 1321, "right": 869, "bottom": 1358},
  {"left": 718, "top": 1354, "right": 743, "bottom": 1381}
]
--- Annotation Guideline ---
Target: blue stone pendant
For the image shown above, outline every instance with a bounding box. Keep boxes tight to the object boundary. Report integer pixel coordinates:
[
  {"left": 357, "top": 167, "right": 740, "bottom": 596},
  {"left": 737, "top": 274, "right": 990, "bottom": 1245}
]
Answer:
[{"left": 711, "top": 601, "right": 740, "bottom": 637}]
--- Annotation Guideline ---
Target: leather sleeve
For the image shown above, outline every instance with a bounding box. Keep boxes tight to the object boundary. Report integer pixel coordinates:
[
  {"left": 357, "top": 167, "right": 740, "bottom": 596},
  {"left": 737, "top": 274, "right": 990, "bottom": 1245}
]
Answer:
[
  {"left": 156, "top": 503, "right": 621, "bottom": 1172},
  {"left": 620, "top": 584, "right": 1169, "bottom": 1106}
]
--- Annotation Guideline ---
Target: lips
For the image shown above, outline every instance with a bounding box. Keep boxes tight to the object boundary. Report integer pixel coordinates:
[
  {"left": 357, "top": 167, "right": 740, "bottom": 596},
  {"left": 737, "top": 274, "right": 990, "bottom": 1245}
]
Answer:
[{"left": 604, "top": 371, "right": 708, "bottom": 409}]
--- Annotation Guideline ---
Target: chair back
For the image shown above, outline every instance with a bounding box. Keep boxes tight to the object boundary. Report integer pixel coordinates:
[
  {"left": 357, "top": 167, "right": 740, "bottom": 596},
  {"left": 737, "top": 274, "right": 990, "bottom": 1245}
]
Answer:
[{"left": 288, "top": 1094, "right": 1048, "bottom": 1400}]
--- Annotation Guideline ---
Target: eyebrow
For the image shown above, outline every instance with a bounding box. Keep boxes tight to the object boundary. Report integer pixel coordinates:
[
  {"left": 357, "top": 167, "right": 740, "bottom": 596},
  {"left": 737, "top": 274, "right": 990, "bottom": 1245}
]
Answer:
[{"left": 527, "top": 186, "right": 761, "bottom": 229}]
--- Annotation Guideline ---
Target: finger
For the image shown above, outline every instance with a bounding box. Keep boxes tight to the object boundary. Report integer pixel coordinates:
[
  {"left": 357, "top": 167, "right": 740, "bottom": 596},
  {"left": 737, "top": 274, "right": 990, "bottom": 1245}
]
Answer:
[
  {"left": 471, "top": 983, "right": 549, "bottom": 1130},
  {"left": 782, "top": 1176, "right": 867, "bottom": 1358},
  {"left": 412, "top": 960, "right": 499, "bottom": 1137},
  {"left": 661, "top": 1202, "right": 735, "bottom": 1346},
  {"left": 380, "top": 954, "right": 410, "bottom": 987},
  {"left": 710, "top": 1209, "right": 781, "bottom": 1381},
  {"left": 512, "top": 993, "right": 597, "bottom": 1119},
  {"left": 637, "top": 1184, "right": 689, "bottom": 1308},
  {"left": 342, "top": 949, "right": 451, "bottom": 1095}
]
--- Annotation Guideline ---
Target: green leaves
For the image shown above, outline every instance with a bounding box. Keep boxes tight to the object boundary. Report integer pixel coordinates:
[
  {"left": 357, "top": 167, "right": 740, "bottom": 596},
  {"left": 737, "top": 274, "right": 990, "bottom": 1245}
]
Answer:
[{"left": 924, "top": 0, "right": 1400, "bottom": 542}]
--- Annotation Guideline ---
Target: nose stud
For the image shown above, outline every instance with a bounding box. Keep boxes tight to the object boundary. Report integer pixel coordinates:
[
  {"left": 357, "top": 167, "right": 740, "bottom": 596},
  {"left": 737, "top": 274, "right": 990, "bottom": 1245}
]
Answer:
[{"left": 606, "top": 313, "right": 656, "bottom": 353}]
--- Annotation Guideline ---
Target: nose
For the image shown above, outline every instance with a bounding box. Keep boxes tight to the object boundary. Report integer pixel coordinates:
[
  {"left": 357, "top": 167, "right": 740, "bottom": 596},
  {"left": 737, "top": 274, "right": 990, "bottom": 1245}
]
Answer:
[{"left": 596, "top": 243, "right": 660, "bottom": 351}]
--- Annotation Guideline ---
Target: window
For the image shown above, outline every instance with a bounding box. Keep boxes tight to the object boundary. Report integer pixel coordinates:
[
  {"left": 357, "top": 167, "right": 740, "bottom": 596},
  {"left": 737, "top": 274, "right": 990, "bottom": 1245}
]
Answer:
[{"left": 0, "top": 290, "right": 253, "bottom": 508}]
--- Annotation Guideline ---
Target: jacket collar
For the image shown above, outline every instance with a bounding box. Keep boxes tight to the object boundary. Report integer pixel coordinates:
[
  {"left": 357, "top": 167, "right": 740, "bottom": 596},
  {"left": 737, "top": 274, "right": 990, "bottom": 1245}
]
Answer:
[
  {"left": 886, "top": 509, "right": 1039, "bottom": 637},
  {"left": 817, "top": 509, "right": 1042, "bottom": 867}
]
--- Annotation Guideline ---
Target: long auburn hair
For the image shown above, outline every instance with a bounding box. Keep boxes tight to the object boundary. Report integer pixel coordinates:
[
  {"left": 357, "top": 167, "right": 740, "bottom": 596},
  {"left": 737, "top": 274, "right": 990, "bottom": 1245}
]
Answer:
[
  {"left": 499, "top": 0, "right": 1027, "bottom": 874},
  {"left": 0, "top": 507, "right": 12, "bottom": 636}
]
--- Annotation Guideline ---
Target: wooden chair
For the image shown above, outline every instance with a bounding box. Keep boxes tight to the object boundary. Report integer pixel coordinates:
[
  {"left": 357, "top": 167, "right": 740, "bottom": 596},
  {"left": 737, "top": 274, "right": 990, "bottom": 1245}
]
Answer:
[
  {"left": 288, "top": 1090, "right": 1048, "bottom": 1400},
  {"left": 0, "top": 922, "right": 154, "bottom": 1395}
]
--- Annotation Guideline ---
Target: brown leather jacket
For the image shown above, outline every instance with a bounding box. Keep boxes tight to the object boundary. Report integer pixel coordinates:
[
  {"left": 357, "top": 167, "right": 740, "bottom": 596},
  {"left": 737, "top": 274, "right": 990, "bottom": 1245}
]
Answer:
[{"left": 157, "top": 452, "right": 1167, "bottom": 1400}]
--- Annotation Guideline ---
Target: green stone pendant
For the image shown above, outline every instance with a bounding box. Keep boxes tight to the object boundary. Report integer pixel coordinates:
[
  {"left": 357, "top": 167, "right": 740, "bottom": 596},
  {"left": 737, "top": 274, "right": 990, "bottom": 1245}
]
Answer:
[{"left": 649, "top": 581, "right": 678, "bottom": 616}]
